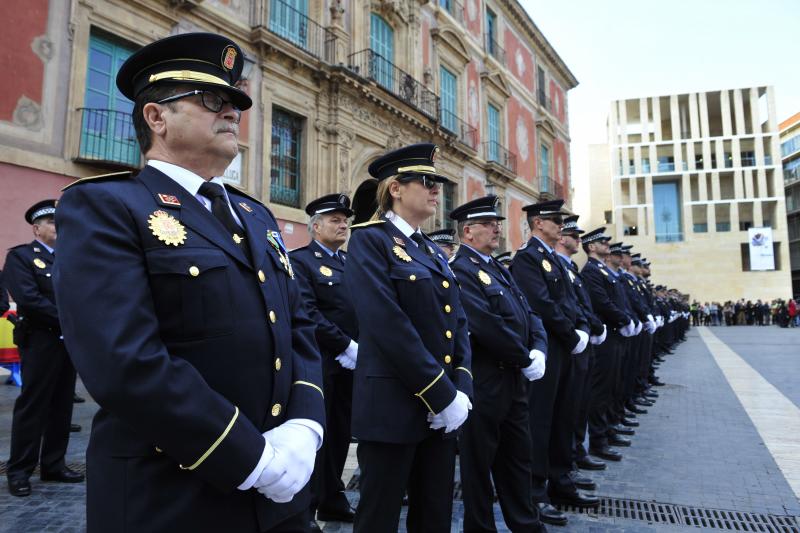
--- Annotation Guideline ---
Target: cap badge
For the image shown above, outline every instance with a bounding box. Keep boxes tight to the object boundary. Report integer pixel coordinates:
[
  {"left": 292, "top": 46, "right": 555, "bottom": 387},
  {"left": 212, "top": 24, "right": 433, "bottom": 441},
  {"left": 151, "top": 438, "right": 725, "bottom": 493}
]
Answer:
[
  {"left": 319, "top": 265, "right": 333, "bottom": 277},
  {"left": 541, "top": 259, "right": 552, "bottom": 273},
  {"left": 239, "top": 202, "right": 253, "bottom": 213},
  {"left": 33, "top": 258, "right": 47, "bottom": 269},
  {"left": 157, "top": 193, "right": 181, "bottom": 207},
  {"left": 393, "top": 245, "right": 412, "bottom": 263},
  {"left": 393, "top": 236, "right": 406, "bottom": 247},
  {"left": 222, "top": 46, "right": 237, "bottom": 71},
  {"left": 478, "top": 270, "right": 491, "bottom": 286},
  {"left": 148, "top": 210, "right": 187, "bottom": 246}
]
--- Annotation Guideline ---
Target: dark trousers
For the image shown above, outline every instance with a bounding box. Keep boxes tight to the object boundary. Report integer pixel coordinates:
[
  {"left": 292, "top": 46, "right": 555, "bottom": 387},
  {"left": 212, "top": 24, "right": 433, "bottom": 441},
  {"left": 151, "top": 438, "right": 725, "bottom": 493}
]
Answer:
[
  {"left": 588, "top": 334, "right": 621, "bottom": 449},
  {"left": 310, "top": 367, "right": 353, "bottom": 515},
  {"left": 7, "top": 330, "right": 76, "bottom": 480},
  {"left": 460, "top": 363, "right": 540, "bottom": 533},
  {"left": 528, "top": 342, "right": 576, "bottom": 502},
  {"left": 609, "top": 337, "right": 630, "bottom": 426},
  {"left": 354, "top": 436, "right": 456, "bottom": 533},
  {"left": 622, "top": 334, "right": 641, "bottom": 403},
  {"left": 572, "top": 346, "right": 594, "bottom": 462}
]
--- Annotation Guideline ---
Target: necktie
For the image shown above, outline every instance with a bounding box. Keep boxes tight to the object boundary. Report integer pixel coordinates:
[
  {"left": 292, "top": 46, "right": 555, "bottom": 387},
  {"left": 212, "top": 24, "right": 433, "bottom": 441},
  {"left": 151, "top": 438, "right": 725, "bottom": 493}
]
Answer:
[
  {"left": 410, "top": 233, "right": 432, "bottom": 256},
  {"left": 198, "top": 182, "right": 251, "bottom": 256},
  {"left": 333, "top": 252, "right": 344, "bottom": 266}
]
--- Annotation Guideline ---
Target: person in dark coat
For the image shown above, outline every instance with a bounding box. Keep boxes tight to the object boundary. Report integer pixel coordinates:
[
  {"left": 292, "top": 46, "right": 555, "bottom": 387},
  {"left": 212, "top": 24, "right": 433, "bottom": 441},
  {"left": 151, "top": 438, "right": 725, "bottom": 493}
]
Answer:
[
  {"left": 4, "top": 200, "right": 83, "bottom": 497},
  {"left": 344, "top": 143, "right": 473, "bottom": 533},
  {"left": 290, "top": 194, "right": 358, "bottom": 530},
  {"left": 52, "top": 33, "right": 325, "bottom": 532},
  {"left": 428, "top": 228, "right": 458, "bottom": 260},
  {"left": 0, "top": 269, "right": 9, "bottom": 316}
]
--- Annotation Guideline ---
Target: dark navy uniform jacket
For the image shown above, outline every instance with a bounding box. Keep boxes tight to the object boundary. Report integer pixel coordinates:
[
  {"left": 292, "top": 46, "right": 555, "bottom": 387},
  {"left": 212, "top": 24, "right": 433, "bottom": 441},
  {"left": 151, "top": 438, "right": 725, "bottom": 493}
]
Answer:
[
  {"left": 559, "top": 256, "right": 605, "bottom": 337},
  {"left": 620, "top": 270, "right": 651, "bottom": 321},
  {"left": 290, "top": 241, "right": 358, "bottom": 362},
  {"left": 0, "top": 269, "right": 11, "bottom": 315},
  {"left": 450, "top": 245, "right": 546, "bottom": 366},
  {"left": 53, "top": 166, "right": 324, "bottom": 531},
  {"left": 511, "top": 236, "right": 589, "bottom": 351},
  {"left": 580, "top": 258, "right": 633, "bottom": 331},
  {"left": 344, "top": 219, "right": 472, "bottom": 443},
  {"left": 3, "top": 242, "right": 59, "bottom": 331}
]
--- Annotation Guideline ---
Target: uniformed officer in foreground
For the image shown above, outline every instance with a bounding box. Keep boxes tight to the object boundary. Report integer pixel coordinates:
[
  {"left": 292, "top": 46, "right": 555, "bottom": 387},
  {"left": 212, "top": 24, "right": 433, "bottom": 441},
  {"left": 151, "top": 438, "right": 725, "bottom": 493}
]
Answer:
[
  {"left": 53, "top": 33, "right": 324, "bottom": 532},
  {"left": 4, "top": 200, "right": 84, "bottom": 497},
  {"left": 344, "top": 143, "right": 473, "bottom": 533},
  {"left": 290, "top": 194, "right": 358, "bottom": 530},
  {"left": 428, "top": 228, "right": 458, "bottom": 259},
  {"left": 450, "top": 195, "right": 548, "bottom": 533}
]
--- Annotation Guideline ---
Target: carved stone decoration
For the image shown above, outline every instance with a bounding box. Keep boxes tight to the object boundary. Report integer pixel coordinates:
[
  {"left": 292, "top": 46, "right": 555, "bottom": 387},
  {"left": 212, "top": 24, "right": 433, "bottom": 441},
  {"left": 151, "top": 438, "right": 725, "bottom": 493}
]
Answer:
[
  {"left": 13, "top": 96, "right": 43, "bottom": 131},
  {"left": 330, "top": 0, "right": 345, "bottom": 22},
  {"left": 370, "top": 0, "right": 408, "bottom": 23},
  {"left": 385, "top": 127, "right": 403, "bottom": 150},
  {"left": 31, "top": 35, "right": 54, "bottom": 62},
  {"left": 339, "top": 128, "right": 355, "bottom": 149},
  {"left": 339, "top": 147, "right": 350, "bottom": 189}
]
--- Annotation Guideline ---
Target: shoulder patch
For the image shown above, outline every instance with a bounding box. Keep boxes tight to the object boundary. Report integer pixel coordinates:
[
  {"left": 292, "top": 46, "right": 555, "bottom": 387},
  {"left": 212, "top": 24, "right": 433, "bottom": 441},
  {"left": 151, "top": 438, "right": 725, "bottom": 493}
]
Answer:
[
  {"left": 62, "top": 171, "right": 132, "bottom": 191},
  {"left": 350, "top": 220, "right": 386, "bottom": 230}
]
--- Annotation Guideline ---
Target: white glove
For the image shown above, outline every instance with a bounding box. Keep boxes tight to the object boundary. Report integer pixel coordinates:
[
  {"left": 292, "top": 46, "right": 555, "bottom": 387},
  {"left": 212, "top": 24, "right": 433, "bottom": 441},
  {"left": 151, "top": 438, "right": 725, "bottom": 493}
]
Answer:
[
  {"left": 656, "top": 315, "right": 664, "bottom": 328},
  {"left": 521, "top": 349, "right": 546, "bottom": 381},
  {"left": 634, "top": 321, "right": 643, "bottom": 335},
  {"left": 255, "top": 422, "right": 320, "bottom": 503},
  {"left": 427, "top": 391, "right": 471, "bottom": 433},
  {"left": 335, "top": 339, "right": 358, "bottom": 370},
  {"left": 644, "top": 314, "right": 656, "bottom": 334},
  {"left": 590, "top": 324, "right": 607, "bottom": 345},
  {"left": 571, "top": 330, "right": 589, "bottom": 354},
  {"left": 620, "top": 319, "right": 636, "bottom": 337}
]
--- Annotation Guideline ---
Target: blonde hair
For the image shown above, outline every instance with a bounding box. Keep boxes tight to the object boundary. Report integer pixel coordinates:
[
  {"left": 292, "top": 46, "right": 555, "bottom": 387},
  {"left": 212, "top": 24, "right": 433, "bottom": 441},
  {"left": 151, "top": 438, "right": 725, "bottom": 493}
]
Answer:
[{"left": 370, "top": 176, "right": 401, "bottom": 221}]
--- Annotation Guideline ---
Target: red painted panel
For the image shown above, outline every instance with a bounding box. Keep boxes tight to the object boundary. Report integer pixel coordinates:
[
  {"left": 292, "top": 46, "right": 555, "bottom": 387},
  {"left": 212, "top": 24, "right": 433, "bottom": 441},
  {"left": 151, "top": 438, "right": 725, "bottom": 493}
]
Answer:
[
  {"left": 466, "top": 176, "right": 486, "bottom": 201},
  {"left": 0, "top": 0, "right": 49, "bottom": 121},
  {"left": 276, "top": 219, "right": 309, "bottom": 250},
  {"left": 464, "top": 0, "right": 482, "bottom": 40},
  {"left": 422, "top": 19, "right": 430, "bottom": 69},
  {"left": 466, "top": 61, "right": 480, "bottom": 145},
  {"left": 553, "top": 138, "right": 569, "bottom": 202},
  {"left": 549, "top": 80, "right": 566, "bottom": 124},
  {"left": 503, "top": 28, "right": 534, "bottom": 92},
  {"left": 507, "top": 96, "right": 536, "bottom": 184}
]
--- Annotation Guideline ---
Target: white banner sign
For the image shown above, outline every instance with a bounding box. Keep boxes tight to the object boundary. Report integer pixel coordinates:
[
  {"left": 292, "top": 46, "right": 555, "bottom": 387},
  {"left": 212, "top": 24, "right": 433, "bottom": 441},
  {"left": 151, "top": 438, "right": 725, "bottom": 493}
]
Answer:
[{"left": 748, "top": 227, "right": 775, "bottom": 271}]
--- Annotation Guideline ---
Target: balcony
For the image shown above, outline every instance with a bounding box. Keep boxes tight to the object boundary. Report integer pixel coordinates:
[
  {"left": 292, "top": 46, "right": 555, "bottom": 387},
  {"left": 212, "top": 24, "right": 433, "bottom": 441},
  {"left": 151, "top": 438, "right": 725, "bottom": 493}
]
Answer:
[
  {"left": 75, "top": 108, "right": 141, "bottom": 168},
  {"left": 785, "top": 167, "right": 800, "bottom": 186},
  {"left": 269, "top": 0, "right": 336, "bottom": 62},
  {"left": 484, "top": 33, "right": 505, "bottom": 66},
  {"left": 440, "top": 109, "right": 477, "bottom": 150},
  {"left": 656, "top": 232, "right": 684, "bottom": 243},
  {"left": 347, "top": 50, "right": 439, "bottom": 120},
  {"left": 538, "top": 176, "right": 564, "bottom": 198},
  {"left": 438, "top": 0, "right": 464, "bottom": 24},
  {"left": 484, "top": 141, "right": 517, "bottom": 174}
]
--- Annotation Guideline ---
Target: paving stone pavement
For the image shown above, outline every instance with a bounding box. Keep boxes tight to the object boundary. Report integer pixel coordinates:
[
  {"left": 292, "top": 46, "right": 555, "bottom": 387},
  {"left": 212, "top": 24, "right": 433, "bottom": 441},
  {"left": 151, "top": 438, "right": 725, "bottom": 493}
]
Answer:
[{"left": 0, "top": 325, "right": 798, "bottom": 532}]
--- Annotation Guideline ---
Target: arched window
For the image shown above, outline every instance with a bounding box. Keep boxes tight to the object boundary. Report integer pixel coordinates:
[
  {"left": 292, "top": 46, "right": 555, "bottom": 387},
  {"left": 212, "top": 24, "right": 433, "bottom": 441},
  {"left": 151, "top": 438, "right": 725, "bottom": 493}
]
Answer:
[{"left": 370, "top": 14, "right": 394, "bottom": 88}]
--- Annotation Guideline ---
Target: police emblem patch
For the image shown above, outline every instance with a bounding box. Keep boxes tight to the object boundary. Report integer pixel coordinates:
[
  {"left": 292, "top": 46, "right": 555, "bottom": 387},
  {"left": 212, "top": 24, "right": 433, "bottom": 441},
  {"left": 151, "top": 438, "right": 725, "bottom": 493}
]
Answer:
[
  {"left": 148, "top": 210, "right": 187, "bottom": 246},
  {"left": 478, "top": 270, "right": 491, "bottom": 286},
  {"left": 393, "top": 236, "right": 406, "bottom": 247},
  {"left": 33, "top": 258, "right": 46, "bottom": 269},
  {"left": 319, "top": 266, "right": 333, "bottom": 277},
  {"left": 157, "top": 193, "right": 181, "bottom": 207},
  {"left": 542, "top": 259, "right": 552, "bottom": 272},
  {"left": 393, "top": 245, "right": 412, "bottom": 263},
  {"left": 221, "top": 45, "right": 237, "bottom": 71}
]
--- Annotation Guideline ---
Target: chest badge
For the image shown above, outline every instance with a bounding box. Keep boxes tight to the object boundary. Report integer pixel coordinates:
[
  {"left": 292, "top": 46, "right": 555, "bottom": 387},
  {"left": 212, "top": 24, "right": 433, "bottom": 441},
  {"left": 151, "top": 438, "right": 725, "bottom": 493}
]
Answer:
[
  {"left": 393, "top": 236, "right": 406, "bottom": 247},
  {"left": 148, "top": 210, "right": 187, "bottom": 246},
  {"left": 314, "top": 251, "right": 323, "bottom": 258},
  {"left": 542, "top": 259, "right": 552, "bottom": 272},
  {"left": 238, "top": 202, "right": 253, "bottom": 213},
  {"left": 478, "top": 270, "right": 492, "bottom": 286},
  {"left": 393, "top": 245, "right": 412, "bottom": 263},
  {"left": 157, "top": 193, "right": 181, "bottom": 207},
  {"left": 33, "top": 258, "right": 47, "bottom": 269},
  {"left": 319, "top": 265, "right": 333, "bottom": 277}
]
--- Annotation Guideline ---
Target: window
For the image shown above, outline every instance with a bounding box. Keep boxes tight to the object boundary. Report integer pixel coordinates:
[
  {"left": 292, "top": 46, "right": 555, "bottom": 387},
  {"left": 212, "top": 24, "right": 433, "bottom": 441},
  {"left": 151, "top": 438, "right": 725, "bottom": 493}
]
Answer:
[
  {"left": 270, "top": 0, "right": 308, "bottom": 48},
  {"left": 485, "top": 9, "right": 497, "bottom": 52},
  {"left": 537, "top": 66, "right": 546, "bottom": 107},
  {"left": 370, "top": 14, "right": 394, "bottom": 88},
  {"left": 270, "top": 109, "right": 303, "bottom": 208},
  {"left": 740, "top": 150, "right": 755, "bottom": 167},
  {"left": 657, "top": 156, "right": 675, "bottom": 172},
  {"left": 781, "top": 135, "right": 800, "bottom": 158},
  {"left": 440, "top": 66, "right": 457, "bottom": 133},
  {"left": 443, "top": 182, "right": 456, "bottom": 229},
  {"left": 487, "top": 104, "right": 500, "bottom": 161},
  {"left": 540, "top": 144, "right": 550, "bottom": 183},
  {"left": 604, "top": 210, "right": 613, "bottom": 224},
  {"left": 80, "top": 32, "right": 138, "bottom": 166},
  {"left": 653, "top": 181, "right": 683, "bottom": 242}
]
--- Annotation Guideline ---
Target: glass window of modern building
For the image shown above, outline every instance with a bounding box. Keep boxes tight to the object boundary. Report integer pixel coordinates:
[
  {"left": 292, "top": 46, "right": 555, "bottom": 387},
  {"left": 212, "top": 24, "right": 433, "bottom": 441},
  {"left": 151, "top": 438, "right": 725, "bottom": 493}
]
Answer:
[
  {"left": 653, "top": 181, "right": 683, "bottom": 242},
  {"left": 270, "top": 108, "right": 303, "bottom": 208}
]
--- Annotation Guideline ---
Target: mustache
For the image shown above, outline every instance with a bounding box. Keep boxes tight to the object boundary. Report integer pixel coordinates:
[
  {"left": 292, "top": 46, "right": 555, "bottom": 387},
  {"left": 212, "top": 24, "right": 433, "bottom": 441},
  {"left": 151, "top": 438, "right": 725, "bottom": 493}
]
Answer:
[{"left": 214, "top": 122, "right": 240, "bottom": 134}]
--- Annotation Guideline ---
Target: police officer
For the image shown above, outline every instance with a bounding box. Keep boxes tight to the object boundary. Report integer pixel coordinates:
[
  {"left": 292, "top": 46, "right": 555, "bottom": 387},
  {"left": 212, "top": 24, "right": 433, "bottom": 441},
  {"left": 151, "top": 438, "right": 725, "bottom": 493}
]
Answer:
[
  {"left": 4, "top": 200, "right": 84, "bottom": 497},
  {"left": 428, "top": 229, "right": 457, "bottom": 260},
  {"left": 449, "top": 195, "right": 548, "bottom": 533},
  {"left": 0, "top": 269, "right": 8, "bottom": 315},
  {"left": 344, "top": 143, "right": 473, "bottom": 533},
  {"left": 52, "top": 33, "right": 324, "bottom": 532},
  {"left": 495, "top": 251, "right": 513, "bottom": 269},
  {"left": 511, "top": 200, "right": 598, "bottom": 526},
  {"left": 290, "top": 194, "right": 358, "bottom": 530}
]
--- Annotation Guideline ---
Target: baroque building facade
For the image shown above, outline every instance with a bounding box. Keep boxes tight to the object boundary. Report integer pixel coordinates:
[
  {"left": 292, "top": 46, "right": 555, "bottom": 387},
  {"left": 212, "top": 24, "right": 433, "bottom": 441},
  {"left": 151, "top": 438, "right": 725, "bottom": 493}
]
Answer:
[{"left": 0, "top": 0, "right": 576, "bottom": 253}]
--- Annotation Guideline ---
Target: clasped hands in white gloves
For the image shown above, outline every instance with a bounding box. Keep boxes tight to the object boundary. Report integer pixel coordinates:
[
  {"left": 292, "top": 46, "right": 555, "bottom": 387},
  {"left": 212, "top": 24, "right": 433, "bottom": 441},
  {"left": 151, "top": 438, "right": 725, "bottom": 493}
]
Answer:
[
  {"left": 571, "top": 329, "right": 589, "bottom": 354},
  {"left": 335, "top": 339, "right": 358, "bottom": 370},
  {"left": 633, "top": 320, "right": 643, "bottom": 335},
  {"left": 619, "top": 319, "right": 636, "bottom": 337},
  {"left": 644, "top": 314, "right": 657, "bottom": 334},
  {"left": 589, "top": 324, "right": 607, "bottom": 345},
  {"left": 427, "top": 391, "right": 471, "bottom": 433},
  {"left": 521, "top": 349, "right": 546, "bottom": 381},
  {"left": 252, "top": 422, "right": 320, "bottom": 503}
]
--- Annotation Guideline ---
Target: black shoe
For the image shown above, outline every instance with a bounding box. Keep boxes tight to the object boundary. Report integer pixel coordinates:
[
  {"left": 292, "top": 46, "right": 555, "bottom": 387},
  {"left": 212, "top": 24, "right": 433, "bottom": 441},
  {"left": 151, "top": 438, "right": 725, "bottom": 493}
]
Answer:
[
  {"left": 644, "top": 391, "right": 659, "bottom": 399},
  {"left": 70, "top": 424, "right": 81, "bottom": 432},
  {"left": 633, "top": 398, "right": 653, "bottom": 407},
  {"left": 608, "top": 435, "right": 631, "bottom": 447},
  {"left": 40, "top": 467, "right": 84, "bottom": 483},
  {"left": 549, "top": 490, "right": 600, "bottom": 509},
  {"left": 612, "top": 424, "right": 635, "bottom": 436},
  {"left": 567, "top": 470, "right": 596, "bottom": 491},
  {"left": 73, "top": 394, "right": 86, "bottom": 403},
  {"left": 316, "top": 505, "right": 355, "bottom": 523},
  {"left": 621, "top": 417, "right": 639, "bottom": 427},
  {"left": 649, "top": 378, "right": 665, "bottom": 387},
  {"left": 575, "top": 455, "right": 606, "bottom": 471},
  {"left": 7, "top": 478, "right": 31, "bottom": 497},
  {"left": 626, "top": 404, "right": 648, "bottom": 414},
  {"left": 309, "top": 520, "right": 323, "bottom": 532},
  {"left": 536, "top": 503, "right": 567, "bottom": 526},
  {"left": 589, "top": 446, "right": 622, "bottom": 461}
]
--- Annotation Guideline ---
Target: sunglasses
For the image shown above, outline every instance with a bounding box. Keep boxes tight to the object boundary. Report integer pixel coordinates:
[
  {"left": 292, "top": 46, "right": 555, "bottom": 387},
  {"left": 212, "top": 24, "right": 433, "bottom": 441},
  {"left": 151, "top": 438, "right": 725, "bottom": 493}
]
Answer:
[
  {"left": 156, "top": 90, "right": 240, "bottom": 114},
  {"left": 540, "top": 216, "right": 564, "bottom": 225},
  {"left": 398, "top": 174, "right": 440, "bottom": 190}
]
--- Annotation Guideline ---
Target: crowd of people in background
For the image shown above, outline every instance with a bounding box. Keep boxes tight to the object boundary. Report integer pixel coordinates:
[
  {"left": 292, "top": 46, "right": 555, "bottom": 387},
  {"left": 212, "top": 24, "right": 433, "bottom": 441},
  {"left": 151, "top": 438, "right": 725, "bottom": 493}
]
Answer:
[{"left": 690, "top": 298, "right": 799, "bottom": 328}]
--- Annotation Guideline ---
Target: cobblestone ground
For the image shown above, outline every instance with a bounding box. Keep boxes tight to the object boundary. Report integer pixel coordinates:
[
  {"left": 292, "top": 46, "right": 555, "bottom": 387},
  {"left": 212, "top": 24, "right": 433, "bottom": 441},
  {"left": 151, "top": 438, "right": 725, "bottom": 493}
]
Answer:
[{"left": 1, "top": 325, "right": 798, "bottom": 532}]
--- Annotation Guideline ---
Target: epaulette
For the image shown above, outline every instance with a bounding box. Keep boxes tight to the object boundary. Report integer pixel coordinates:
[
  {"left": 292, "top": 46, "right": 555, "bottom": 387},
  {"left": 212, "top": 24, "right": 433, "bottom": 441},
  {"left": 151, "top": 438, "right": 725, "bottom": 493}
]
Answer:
[
  {"left": 62, "top": 171, "right": 132, "bottom": 191},
  {"left": 350, "top": 220, "right": 386, "bottom": 230},
  {"left": 224, "top": 183, "right": 265, "bottom": 208},
  {"left": 517, "top": 242, "right": 528, "bottom": 251},
  {"left": 8, "top": 244, "right": 28, "bottom": 251},
  {"left": 448, "top": 255, "right": 457, "bottom": 264}
]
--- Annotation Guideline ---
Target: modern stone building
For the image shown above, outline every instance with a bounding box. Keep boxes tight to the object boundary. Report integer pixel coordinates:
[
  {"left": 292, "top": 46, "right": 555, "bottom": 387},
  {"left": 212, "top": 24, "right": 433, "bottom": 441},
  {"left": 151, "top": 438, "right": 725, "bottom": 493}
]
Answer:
[
  {"left": 586, "top": 87, "right": 792, "bottom": 302},
  {"left": 0, "top": 0, "right": 576, "bottom": 258},
  {"left": 780, "top": 112, "right": 800, "bottom": 296}
]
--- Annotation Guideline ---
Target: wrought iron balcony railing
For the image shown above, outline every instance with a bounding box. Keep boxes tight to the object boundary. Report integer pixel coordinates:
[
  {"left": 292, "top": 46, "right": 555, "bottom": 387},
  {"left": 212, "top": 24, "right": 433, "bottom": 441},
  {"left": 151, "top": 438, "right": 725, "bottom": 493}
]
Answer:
[
  {"left": 484, "top": 141, "right": 517, "bottom": 174},
  {"left": 347, "top": 50, "right": 439, "bottom": 120},
  {"left": 538, "top": 175, "right": 564, "bottom": 198},
  {"left": 269, "top": 0, "right": 336, "bottom": 62},
  {"left": 440, "top": 109, "right": 477, "bottom": 150},
  {"left": 485, "top": 33, "right": 505, "bottom": 66},
  {"left": 76, "top": 108, "right": 141, "bottom": 168}
]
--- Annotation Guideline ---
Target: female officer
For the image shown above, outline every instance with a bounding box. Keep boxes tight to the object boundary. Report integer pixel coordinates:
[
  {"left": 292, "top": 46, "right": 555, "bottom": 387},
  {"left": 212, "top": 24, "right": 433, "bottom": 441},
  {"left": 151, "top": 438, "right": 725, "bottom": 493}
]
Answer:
[{"left": 344, "top": 143, "right": 473, "bottom": 533}]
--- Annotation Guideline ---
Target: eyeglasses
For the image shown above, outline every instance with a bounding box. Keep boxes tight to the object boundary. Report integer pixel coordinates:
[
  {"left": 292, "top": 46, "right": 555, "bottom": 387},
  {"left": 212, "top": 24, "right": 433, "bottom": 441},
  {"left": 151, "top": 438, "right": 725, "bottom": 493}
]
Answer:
[
  {"left": 156, "top": 90, "right": 239, "bottom": 114},
  {"left": 398, "top": 174, "right": 439, "bottom": 190},
  {"left": 467, "top": 220, "right": 502, "bottom": 230}
]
